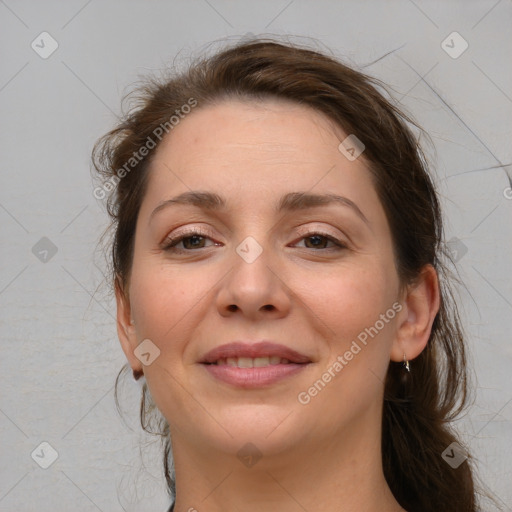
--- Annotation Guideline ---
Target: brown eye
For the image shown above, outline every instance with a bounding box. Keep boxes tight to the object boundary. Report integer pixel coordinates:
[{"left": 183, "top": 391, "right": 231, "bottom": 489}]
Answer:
[
  {"left": 294, "top": 232, "right": 346, "bottom": 251},
  {"left": 304, "top": 235, "right": 331, "bottom": 249},
  {"left": 162, "top": 230, "right": 219, "bottom": 252}
]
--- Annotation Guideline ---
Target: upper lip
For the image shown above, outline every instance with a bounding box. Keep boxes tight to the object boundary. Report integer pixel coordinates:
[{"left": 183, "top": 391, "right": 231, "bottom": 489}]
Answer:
[{"left": 199, "top": 341, "right": 312, "bottom": 364}]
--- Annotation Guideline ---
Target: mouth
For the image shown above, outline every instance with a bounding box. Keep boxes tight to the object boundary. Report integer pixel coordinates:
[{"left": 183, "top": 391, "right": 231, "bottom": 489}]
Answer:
[
  {"left": 199, "top": 341, "right": 312, "bottom": 365},
  {"left": 204, "top": 355, "right": 299, "bottom": 367},
  {"left": 199, "top": 341, "right": 312, "bottom": 388}
]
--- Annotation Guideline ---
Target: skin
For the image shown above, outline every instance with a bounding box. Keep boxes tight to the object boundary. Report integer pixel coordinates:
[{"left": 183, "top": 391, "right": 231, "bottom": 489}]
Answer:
[{"left": 116, "top": 98, "right": 440, "bottom": 512}]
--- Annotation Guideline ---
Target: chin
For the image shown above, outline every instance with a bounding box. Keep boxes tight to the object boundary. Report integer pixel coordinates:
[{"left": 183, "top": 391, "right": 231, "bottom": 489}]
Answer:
[{"left": 208, "top": 408, "right": 306, "bottom": 450}]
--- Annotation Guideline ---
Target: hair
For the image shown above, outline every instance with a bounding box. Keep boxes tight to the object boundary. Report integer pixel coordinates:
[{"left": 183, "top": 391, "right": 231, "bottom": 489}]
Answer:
[{"left": 92, "top": 37, "right": 489, "bottom": 511}]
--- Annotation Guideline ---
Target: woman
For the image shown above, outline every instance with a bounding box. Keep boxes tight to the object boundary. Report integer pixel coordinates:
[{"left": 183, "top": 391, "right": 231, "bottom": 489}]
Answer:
[{"left": 93, "top": 38, "right": 482, "bottom": 511}]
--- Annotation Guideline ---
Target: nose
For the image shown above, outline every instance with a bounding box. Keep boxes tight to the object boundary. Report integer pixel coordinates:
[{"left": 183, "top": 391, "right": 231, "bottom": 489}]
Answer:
[{"left": 215, "top": 240, "right": 291, "bottom": 321}]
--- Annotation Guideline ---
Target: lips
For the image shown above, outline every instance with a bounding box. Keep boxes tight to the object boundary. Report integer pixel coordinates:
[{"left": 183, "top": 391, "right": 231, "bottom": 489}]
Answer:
[
  {"left": 199, "top": 341, "right": 312, "bottom": 365},
  {"left": 199, "top": 341, "right": 312, "bottom": 388}
]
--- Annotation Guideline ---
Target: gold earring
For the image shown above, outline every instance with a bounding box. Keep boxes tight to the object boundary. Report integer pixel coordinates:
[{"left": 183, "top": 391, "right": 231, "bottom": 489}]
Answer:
[{"left": 403, "top": 353, "right": 410, "bottom": 372}]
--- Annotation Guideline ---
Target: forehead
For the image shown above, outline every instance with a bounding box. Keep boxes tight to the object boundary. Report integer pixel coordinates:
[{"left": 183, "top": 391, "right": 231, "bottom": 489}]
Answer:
[
  {"left": 139, "top": 98, "right": 387, "bottom": 235},
  {"left": 161, "top": 97, "right": 348, "bottom": 161},
  {"left": 147, "top": 98, "right": 373, "bottom": 192}
]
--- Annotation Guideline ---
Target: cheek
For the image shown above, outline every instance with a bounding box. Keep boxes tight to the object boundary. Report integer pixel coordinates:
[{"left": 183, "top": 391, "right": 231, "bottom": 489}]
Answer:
[
  {"left": 306, "top": 263, "right": 391, "bottom": 337},
  {"left": 128, "top": 258, "right": 226, "bottom": 362},
  {"left": 312, "top": 265, "right": 398, "bottom": 395},
  {"left": 128, "top": 263, "right": 199, "bottom": 342}
]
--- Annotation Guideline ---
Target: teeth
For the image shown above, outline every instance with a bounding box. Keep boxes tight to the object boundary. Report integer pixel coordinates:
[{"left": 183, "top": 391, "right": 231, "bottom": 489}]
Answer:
[
  {"left": 238, "top": 357, "right": 253, "bottom": 368},
  {"left": 217, "top": 356, "right": 292, "bottom": 367}
]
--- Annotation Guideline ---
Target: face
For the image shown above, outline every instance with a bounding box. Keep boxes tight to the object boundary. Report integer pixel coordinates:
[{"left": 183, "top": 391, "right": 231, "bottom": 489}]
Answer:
[{"left": 118, "top": 98, "right": 406, "bottom": 457}]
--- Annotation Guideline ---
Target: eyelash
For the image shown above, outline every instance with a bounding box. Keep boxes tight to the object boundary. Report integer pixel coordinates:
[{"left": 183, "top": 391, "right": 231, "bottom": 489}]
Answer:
[{"left": 161, "top": 229, "right": 346, "bottom": 253}]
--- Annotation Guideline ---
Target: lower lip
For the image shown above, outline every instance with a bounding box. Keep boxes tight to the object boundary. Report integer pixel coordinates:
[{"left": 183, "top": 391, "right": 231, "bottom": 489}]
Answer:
[{"left": 201, "top": 363, "right": 310, "bottom": 388}]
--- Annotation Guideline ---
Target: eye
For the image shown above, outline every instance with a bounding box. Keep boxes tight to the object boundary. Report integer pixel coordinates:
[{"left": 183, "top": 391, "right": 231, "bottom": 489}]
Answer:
[
  {"left": 161, "top": 230, "right": 346, "bottom": 253},
  {"left": 292, "top": 232, "right": 346, "bottom": 251},
  {"left": 162, "top": 230, "right": 220, "bottom": 252}
]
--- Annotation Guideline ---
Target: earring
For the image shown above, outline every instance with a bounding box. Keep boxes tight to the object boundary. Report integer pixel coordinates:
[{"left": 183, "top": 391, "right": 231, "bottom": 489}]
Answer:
[
  {"left": 402, "top": 353, "right": 410, "bottom": 372},
  {"left": 133, "top": 368, "right": 144, "bottom": 381}
]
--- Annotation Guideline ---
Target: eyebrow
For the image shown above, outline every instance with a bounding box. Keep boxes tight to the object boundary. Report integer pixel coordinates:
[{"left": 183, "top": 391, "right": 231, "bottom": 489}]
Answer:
[{"left": 149, "top": 190, "right": 370, "bottom": 226}]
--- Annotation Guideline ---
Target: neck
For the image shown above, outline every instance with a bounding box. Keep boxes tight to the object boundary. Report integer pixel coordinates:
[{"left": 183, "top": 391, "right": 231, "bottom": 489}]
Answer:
[{"left": 170, "top": 409, "right": 404, "bottom": 512}]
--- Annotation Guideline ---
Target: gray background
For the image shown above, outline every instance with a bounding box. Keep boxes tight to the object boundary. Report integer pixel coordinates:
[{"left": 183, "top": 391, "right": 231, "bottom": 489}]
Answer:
[{"left": 1, "top": 0, "right": 511, "bottom": 510}]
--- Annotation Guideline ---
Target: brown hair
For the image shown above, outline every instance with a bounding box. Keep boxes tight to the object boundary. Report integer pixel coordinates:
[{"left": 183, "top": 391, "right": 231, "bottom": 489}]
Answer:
[{"left": 93, "top": 37, "right": 486, "bottom": 511}]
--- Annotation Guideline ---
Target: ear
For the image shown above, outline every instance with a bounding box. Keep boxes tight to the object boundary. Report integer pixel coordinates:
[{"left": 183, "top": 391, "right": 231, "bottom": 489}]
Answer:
[
  {"left": 391, "top": 264, "right": 440, "bottom": 362},
  {"left": 115, "top": 275, "right": 143, "bottom": 375}
]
